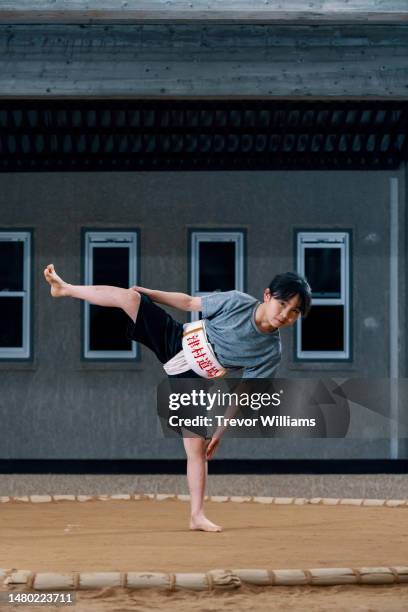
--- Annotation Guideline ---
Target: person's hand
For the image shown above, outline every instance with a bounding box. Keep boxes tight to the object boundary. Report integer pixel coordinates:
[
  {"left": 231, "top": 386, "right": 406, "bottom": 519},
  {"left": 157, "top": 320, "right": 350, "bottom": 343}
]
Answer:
[
  {"left": 129, "top": 285, "right": 147, "bottom": 294},
  {"left": 205, "top": 436, "right": 221, "bottom": 460}
]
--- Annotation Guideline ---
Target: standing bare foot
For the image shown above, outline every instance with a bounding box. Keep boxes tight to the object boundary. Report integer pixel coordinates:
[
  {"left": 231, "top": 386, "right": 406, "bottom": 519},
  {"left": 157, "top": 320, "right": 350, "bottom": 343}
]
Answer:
[
  {"left": 189, "top": 513, "right": 222, "bottom": 532},
  {"left": 43, "top": 264, "right": 71, "bottom": 297}
]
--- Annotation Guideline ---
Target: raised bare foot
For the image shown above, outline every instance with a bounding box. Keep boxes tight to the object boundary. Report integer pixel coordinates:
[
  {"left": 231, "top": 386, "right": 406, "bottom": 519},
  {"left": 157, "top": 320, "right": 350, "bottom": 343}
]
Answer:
[
  {"left": 43, "top": 264, "right": 70, "bottom": 297},
  {"left": 189, "top": 514, "right": 222, "bottom": 532}
]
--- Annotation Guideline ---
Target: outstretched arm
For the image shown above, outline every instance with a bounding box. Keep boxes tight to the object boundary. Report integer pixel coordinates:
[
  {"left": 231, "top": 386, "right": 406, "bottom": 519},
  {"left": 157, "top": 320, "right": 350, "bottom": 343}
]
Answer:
[{"left": 130, "top": 286, "right": 202, "bottom": 312}]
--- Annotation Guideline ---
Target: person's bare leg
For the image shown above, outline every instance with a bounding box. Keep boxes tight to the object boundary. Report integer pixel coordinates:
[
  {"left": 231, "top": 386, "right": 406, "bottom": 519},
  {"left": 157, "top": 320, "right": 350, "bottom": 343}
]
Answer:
[
  {"left": 43, "top": 263, "right": 141, "bottom": 322},
  {"left": 45, "top": 264, "right": 221, "bottom": 530},
  {"left": 183, "top": 437, "right": 222, "bottom": 532}
]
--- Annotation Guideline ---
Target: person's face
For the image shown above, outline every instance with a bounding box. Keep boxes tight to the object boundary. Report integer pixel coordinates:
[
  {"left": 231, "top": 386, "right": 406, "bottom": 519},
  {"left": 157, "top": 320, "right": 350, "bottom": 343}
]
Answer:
[{"left": 263, "top": 289, "right": 302, "bottom": 329}]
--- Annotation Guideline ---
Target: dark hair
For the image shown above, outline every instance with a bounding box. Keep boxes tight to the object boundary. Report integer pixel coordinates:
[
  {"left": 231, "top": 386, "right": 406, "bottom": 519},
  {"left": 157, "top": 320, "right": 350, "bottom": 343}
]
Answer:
[{"left": 268, "top": 272, "right": 312, "bottom": 317}]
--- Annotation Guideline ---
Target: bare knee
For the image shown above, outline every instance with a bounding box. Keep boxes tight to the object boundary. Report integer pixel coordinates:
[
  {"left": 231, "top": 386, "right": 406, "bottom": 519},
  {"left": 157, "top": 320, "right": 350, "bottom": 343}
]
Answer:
[
  {"left": 123, "top": 289, "right": 141, "bottom": 322},
  {"left": 183, "top": 437, "right": 207, "bottom": 460}
]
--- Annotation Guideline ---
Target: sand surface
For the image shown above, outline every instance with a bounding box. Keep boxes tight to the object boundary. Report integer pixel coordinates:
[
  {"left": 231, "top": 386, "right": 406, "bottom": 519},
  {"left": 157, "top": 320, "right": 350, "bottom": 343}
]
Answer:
[
  {"left": 1, "top": 499, "right": 407, "bottom": 571},
  {"left": 2, "top": 585, "right": 408, "bottom": 612},
  {"left": 1, "top": 498, "right": 407, "bottom": 610}
]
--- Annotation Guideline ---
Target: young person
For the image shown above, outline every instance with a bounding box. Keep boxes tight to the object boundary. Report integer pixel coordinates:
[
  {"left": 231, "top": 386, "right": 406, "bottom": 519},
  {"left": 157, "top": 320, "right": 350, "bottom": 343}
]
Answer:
[{"left": 44, "top": 264, "right": 311, "bottom": 532}]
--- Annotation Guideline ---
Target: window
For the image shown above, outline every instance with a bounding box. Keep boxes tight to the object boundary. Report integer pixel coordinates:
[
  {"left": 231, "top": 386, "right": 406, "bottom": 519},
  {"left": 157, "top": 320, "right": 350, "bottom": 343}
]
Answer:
[
  {"left": 0, "top": 231, "right": 32, "bottom": 359},
  {"left": 296, "top": 231, "right": 350, "bottom": 360},
  {"left": 190, "top": 230, "right": 245, "bottom": 321},
  {"left": 83, "top": 231, "right": 139, "bottom": 360}
]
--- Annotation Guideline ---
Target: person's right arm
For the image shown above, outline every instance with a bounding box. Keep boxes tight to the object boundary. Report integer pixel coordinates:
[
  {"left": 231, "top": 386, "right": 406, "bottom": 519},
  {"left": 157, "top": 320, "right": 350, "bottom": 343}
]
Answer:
[{"left": 130, "top": 286, "right": 202, "bottom": 312}]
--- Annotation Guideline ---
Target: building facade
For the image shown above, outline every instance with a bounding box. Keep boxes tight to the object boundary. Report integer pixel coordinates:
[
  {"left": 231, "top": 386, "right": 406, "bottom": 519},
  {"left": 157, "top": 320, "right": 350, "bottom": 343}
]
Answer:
[{"left": 0, "top": 1, "right": 407, "bottom": 461}]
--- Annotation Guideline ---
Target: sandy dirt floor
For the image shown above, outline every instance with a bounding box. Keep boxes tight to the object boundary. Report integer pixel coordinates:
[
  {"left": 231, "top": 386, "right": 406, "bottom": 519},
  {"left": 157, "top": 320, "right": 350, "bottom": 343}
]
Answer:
[
  {"left": 1, "top": 498, "right": 407, "bottom": 610},
  {"left": 2, "top": 584, "right": 408, "bottom": 612},
  {"left": 1, "top": 499, "right": 407, "bottom": 571}
]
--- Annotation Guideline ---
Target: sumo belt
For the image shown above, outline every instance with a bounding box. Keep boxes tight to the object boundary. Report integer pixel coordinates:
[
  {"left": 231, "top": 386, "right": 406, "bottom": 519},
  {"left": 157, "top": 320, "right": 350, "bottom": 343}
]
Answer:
[{"left": 163, "top": 320, "right": 227, "bottom": 379}]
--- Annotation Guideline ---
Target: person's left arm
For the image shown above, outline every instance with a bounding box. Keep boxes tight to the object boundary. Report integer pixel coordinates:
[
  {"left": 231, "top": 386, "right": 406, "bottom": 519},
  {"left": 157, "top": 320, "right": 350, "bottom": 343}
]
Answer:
[
  {"left": 206, "top": 360, "right": 280, "bottom": 459},
  {"left": 205, "top": 380, "right": 249, "bottom": 459},
  {"left": 130, "top": 286, "right": 202, "bottom": 312}
]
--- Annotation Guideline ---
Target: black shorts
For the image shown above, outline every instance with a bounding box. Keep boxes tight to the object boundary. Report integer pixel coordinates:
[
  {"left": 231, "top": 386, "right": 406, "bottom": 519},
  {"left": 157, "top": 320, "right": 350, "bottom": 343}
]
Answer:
[
  {"left": 127, "top": 294, "right": 200, "bottom": 378},
  {"left": 127, "top": 294, "right": 206, "bottom": 436}
]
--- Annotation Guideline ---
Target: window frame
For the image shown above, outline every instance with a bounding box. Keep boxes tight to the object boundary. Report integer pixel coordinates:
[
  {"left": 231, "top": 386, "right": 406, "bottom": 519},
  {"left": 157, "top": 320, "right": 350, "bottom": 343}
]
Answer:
[
  {"left": 0, "top": 230, "right": 32, "bottom": 360},
  {"left": 189, "top": 229, "right": 246, "bottom": 322},
  {"left": 296, "top": 230, "right": 351, "bottom": 361},
  {"left": 82, "top": 229, "right": 140, "bottom": 361}
]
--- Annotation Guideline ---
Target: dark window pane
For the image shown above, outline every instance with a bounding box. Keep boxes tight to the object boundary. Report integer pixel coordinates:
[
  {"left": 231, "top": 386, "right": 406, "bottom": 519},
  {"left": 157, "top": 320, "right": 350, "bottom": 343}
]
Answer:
[
  {"left": 0, "top": 241, "right": 24, "bottom": 291},
  {"left": 199, "top": 241, "right": 236, "bottom": 292},
  {"left": 89, "top": 306, "right": 132, "bottom": 351},
  {"left": 0, "top": 297, "right": 23, "bottom": 347},
  {"left": 301, "top": 305, "right": 344, "bottom": 352},
  {"left": 305, "top": 247, "right": 341, "bottom": 298},
  {"left": 92, "top": 247, "right": 130, "bottom": 287}
]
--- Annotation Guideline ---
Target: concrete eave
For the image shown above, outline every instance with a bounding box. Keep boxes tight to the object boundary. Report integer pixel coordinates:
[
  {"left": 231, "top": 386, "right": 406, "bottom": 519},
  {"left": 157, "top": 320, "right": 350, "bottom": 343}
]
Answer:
[{"left": 0, "top": 1, "right": 407, "bottom": 24}]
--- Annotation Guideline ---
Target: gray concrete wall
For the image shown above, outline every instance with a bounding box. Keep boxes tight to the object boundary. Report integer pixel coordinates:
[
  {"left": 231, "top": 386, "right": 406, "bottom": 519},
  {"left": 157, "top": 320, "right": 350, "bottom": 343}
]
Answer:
[
  {"left": 1, "top": 24, "right": 408, "bottom": 97},
  {"left": 0, "top": 169, "right": 405, "bottom": 459}
]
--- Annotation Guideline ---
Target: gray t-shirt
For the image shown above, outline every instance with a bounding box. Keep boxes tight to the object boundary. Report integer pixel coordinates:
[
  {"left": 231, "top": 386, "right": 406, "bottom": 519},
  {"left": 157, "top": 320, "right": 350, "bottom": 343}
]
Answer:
[{"left": 201, "top": 290, "right": 281, "bottom": 378}]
